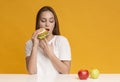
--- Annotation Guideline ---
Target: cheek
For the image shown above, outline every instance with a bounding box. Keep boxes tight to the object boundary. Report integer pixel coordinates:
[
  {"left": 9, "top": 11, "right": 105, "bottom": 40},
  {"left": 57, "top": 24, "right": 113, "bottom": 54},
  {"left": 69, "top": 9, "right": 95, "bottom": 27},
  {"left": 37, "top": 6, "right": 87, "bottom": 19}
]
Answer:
[
  {"left": 50, "top": 23, "right": 55, "bottom": 29},
  {"left": 39, "top": 22, "right": 45, "bottom": 27},
  {"left": 49, "top": 23, "right": 55, "bottom": 33},
  {"left": 50, "top": 22, "right": 55, "bottom": 27}
]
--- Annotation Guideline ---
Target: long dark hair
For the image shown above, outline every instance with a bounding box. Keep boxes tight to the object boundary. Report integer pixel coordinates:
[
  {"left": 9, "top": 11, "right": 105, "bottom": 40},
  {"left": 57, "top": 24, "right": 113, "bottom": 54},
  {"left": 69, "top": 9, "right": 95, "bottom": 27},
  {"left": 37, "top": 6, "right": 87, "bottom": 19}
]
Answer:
[{"left": 36, "top": 6, "right": 60, "bottom": 35}]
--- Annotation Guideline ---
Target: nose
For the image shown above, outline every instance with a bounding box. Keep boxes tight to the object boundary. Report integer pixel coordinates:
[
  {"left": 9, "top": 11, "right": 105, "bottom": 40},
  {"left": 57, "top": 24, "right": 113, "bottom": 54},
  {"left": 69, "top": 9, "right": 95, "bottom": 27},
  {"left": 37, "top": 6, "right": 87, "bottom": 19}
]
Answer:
[{"left": 45, "top": 21, "right": 50, "bottom": 27}]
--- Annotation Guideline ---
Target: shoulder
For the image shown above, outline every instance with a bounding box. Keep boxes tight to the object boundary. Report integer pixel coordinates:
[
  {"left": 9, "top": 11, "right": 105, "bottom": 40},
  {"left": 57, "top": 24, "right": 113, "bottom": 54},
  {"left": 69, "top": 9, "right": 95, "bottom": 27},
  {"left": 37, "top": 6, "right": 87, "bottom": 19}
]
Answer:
[
  {"left": 25, "top": 39, "right": 32, "bottom": 46},
  {"left": 55, "top": 35, "right": 68, "bottom": 41},
  {"left": 54, "top": 35, "right": 69, "bottom": 44}
]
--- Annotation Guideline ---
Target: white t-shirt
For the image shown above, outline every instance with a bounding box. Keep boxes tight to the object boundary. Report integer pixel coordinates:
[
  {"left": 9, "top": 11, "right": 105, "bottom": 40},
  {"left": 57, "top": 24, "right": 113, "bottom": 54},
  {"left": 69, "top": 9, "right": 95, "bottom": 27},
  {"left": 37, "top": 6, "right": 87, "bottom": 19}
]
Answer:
[{"left": 25, "top": 35, "right": 71, "bottom": 76}]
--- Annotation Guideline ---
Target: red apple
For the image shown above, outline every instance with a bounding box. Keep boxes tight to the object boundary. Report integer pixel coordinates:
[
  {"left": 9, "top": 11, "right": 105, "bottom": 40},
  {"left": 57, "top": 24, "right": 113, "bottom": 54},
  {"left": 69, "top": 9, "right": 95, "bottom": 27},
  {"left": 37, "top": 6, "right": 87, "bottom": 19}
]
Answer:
[{"left": 78, "top": 69, "right": 89, "bottom": 80}]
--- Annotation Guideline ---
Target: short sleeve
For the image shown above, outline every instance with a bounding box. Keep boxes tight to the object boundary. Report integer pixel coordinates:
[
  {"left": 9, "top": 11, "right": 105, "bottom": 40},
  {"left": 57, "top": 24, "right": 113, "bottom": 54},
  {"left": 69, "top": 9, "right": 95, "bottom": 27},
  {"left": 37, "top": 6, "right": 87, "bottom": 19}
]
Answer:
[
  {"left": 58, "top": 36, "right": 71, "bottom": 61},
  {"left": 25, "top": 40, "right": 32, "bottom": 57}
]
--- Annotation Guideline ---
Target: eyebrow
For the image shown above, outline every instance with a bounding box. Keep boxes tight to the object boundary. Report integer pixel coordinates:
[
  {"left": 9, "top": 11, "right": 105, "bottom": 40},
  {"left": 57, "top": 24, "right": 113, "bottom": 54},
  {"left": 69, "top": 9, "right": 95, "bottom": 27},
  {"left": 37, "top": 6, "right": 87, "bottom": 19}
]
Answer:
[
  {"left": 50, "top": 17, "right": 54, "bottom": 19},
  {"left": 41, "top": 17, "right": 54, "bottom": 20}
]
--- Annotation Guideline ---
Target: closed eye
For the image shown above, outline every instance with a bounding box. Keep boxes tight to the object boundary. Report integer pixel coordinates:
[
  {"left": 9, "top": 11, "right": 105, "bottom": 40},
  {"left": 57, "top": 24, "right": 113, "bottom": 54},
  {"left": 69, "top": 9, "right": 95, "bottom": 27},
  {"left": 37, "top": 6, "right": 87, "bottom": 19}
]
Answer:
[{"left": 40, "top": 18, "right": 46, "bottom": 22}]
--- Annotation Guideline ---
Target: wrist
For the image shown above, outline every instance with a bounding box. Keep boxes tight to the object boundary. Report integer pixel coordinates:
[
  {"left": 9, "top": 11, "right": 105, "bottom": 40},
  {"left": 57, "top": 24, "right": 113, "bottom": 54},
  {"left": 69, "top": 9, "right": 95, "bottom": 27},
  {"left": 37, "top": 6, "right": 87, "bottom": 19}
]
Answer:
[
  {"left": 47, "top": 52, "right": 54, "bottom": 59},
  {"left": 33, "top": 44, "right": 38, "bottom": 48}
]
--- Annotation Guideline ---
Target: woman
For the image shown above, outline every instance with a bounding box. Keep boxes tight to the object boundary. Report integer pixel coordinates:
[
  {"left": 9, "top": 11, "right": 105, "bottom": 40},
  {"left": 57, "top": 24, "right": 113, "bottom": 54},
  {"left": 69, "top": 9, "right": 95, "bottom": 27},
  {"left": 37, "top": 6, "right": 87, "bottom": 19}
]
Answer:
[{"left": 25, "top": 6, "right": 71, "bottom": 75}]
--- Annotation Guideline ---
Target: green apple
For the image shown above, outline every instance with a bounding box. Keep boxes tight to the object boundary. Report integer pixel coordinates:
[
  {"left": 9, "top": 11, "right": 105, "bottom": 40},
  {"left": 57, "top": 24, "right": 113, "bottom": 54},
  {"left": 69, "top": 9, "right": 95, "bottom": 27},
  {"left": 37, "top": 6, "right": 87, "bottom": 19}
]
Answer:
[{"left": 90, "top": 69, "right": 100, "bottom": 79}]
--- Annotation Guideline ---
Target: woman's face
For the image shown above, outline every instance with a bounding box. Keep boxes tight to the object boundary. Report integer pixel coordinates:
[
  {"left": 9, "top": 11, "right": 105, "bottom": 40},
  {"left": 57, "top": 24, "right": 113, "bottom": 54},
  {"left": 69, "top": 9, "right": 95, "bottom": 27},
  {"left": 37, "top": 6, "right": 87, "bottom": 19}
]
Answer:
[{"left": 39, "top": 11, "right": 55, "bottom": 35}]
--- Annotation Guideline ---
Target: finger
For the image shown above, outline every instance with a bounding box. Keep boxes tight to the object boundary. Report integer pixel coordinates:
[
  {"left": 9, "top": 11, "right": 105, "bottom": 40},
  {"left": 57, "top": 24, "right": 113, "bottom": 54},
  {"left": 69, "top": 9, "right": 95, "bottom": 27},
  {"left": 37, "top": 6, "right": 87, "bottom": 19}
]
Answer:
[
  {"left": 44, "top": 38, "right": 48, "bottom": 44},
  {"left": 39, "top": 42, "right": 44, "bottom": 49},
  {"left": 32, "top": 33, "right": 36, "bottom": 39},
  {"left": 40, "top": 40, "right": 47, "bottom": 47},
  {"left": 51, "top": 43, "right": 53, "bottom": 46},
  {"left": 33, "top": 29, "right": 42, "bottom": 39},
  {"left": 51, "top": 43, "right": 54, "bottom": 49},
  {"left": 39, "top": 40, "right": 45, "bottom": 48},
  {"left": 32, "top": 31, "right": 38, "bottom": 38}
]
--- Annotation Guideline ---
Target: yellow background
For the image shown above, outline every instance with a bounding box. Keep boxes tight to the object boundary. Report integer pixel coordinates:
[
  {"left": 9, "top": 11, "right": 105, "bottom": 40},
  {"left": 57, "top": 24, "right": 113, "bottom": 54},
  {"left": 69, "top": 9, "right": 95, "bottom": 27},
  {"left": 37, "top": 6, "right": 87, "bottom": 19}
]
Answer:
[{"left": 0, "top": 0, "right": 120, "bottom": 74}]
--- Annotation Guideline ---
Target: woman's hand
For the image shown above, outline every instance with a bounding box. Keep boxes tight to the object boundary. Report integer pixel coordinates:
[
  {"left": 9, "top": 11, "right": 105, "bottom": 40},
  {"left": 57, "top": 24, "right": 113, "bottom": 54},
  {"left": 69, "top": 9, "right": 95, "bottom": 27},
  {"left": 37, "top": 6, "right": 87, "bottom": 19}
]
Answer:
[
  {"left": 31, "top": 30, "right": 40, "bottom": 47},
  {"left": 39, "top": 39, "right": 54, "bottom": 57},
  {"left": 39, "top": 38, "right": 71, "bottom": 74},
  {"left": 39, "top": 39, "right": 71, "bottom": 74}
]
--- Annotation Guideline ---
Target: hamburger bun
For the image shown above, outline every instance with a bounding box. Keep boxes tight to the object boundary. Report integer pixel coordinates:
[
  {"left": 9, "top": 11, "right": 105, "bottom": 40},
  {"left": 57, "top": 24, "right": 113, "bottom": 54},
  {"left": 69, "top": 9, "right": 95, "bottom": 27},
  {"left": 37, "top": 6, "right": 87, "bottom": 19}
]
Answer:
[{"left": 37, "top": 28, "right": 49, "bottom": 39}]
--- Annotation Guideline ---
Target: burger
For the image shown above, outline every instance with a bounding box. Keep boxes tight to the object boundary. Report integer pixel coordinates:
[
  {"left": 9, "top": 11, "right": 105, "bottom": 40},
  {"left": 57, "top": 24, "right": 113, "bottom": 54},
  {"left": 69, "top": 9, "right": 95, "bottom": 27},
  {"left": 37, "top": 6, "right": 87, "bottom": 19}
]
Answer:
[{"left": 37, "top": 28, "right": 49, "bottom": 39}]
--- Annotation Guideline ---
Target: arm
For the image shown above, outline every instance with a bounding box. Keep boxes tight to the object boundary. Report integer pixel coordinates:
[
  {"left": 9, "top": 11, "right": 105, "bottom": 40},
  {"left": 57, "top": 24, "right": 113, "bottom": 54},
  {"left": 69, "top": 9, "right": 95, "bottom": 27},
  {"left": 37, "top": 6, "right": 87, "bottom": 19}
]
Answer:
[
  {"left": 48, "top": 53, "right": 71, "bottom": 74},
  {"left": 26, "top": 45, "right": 37, "bottom": 74},
  {"left": 40, "top": 38, "right": 71, "bottom": 74},
  {"left": 26, "top": 30, "right": 40, "bottom": 74}
]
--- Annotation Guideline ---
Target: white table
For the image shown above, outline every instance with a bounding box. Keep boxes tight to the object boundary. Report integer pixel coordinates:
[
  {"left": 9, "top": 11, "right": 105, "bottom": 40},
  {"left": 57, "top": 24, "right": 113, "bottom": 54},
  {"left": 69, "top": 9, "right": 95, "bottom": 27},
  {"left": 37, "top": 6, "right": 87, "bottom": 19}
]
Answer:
[{"left": 0, "top": 74, "right": 120, "bottom": 82}]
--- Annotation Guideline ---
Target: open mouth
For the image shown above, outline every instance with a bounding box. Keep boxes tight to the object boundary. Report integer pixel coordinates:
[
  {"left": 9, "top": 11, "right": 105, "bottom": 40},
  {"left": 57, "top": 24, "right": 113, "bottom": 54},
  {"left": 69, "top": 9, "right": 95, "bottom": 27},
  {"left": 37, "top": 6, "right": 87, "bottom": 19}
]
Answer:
[{"left": 45, "top": 28, "right": 50, "bottom": 31}]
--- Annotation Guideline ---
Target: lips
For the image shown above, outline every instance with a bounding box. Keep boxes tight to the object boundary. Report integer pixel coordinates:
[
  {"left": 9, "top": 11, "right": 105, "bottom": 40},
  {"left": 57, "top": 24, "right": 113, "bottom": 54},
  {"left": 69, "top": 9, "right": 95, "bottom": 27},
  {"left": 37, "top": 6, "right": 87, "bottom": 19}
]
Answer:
[{"left": 45, "top": 28, "right": 50, "bottom": 31}]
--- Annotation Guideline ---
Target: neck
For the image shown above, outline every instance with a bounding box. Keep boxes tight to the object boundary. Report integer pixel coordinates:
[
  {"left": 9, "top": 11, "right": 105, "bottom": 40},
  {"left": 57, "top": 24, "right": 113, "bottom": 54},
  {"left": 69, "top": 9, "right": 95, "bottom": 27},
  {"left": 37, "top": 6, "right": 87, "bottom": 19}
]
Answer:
[{"left": 46, "top": 34, "right": 54, "bottom": 41}]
